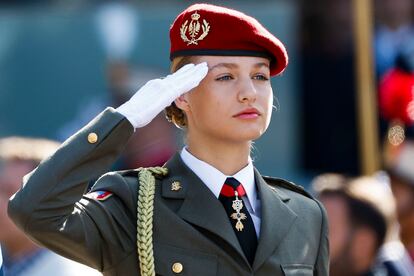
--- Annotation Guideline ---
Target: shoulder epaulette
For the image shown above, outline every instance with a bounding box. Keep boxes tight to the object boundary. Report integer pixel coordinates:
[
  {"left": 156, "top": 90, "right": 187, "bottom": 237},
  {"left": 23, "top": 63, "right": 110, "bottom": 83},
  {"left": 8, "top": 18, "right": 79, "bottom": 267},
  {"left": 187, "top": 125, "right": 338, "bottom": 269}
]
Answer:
[
  {"left": 263, "top": 176, "right": 313, "bottom": 199},
  {"left": 117, "top": 168, "right": 141, "bottom": 178},
  {"left": 117, "top": 167, "right": 168, "bottom": 179}
]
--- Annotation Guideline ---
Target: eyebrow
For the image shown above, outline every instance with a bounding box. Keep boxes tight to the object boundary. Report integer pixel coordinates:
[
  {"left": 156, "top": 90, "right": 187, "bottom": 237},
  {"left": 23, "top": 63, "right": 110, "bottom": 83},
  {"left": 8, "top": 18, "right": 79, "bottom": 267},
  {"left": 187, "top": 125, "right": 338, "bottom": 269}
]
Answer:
[{"left": 209, "top": 62, "right": 269, "bottom": 71}]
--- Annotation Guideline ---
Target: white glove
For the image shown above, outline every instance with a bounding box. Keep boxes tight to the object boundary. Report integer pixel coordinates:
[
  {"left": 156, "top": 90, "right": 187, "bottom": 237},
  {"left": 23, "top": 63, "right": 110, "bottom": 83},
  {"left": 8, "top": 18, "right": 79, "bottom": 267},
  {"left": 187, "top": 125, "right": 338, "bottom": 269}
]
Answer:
[{"left": 116, "top": 62, "right": 208, "bottom": 128}]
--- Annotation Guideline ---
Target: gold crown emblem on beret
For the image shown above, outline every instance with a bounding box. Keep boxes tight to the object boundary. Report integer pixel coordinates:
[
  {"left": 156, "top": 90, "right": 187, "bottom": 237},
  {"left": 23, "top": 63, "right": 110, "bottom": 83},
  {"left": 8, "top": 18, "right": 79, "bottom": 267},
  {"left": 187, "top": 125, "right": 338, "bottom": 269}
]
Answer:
[
  {"left": 180, "top": 11, "right": 210, "bottom": 45},
  {"left": 191, "top": 12, "right": 201, "bottom": 21}
]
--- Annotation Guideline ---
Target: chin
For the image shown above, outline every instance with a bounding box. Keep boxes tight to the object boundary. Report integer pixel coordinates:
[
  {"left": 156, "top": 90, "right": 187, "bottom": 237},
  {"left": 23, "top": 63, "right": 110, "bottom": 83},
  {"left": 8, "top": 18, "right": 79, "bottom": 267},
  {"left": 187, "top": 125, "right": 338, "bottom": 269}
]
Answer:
[{"left": 232, "top": 128, "right": 265, "bottom": 142}]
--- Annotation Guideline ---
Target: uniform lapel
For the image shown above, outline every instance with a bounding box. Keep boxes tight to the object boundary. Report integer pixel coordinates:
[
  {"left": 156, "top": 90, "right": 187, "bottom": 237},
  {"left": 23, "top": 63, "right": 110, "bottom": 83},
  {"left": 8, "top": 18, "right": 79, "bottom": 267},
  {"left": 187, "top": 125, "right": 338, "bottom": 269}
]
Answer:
[
  {"left": 252, "top": 169, "right": 298, "bottom": 271},
  {"left": 162, "top": 154, "right": 248, "bottom": 265}
]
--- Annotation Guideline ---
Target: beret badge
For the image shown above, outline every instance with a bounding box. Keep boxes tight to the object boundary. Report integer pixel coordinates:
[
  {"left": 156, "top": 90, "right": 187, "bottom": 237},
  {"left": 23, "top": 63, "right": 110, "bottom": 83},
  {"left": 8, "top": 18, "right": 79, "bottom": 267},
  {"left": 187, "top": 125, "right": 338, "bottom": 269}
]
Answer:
[
  {"left": 180, "top": 11, "right": 210, "bottom": 45},
  {"left": 170, "top": 4, "right": 288, "bottom": 76}
]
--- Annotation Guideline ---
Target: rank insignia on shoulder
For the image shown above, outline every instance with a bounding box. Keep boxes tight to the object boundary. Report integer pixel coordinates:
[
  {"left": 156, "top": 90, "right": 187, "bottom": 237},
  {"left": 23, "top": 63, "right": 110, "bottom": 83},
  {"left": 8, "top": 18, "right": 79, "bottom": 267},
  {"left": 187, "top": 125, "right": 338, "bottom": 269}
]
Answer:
[{"left": 85, "top": 190, "right": 113, "bottom": 201}]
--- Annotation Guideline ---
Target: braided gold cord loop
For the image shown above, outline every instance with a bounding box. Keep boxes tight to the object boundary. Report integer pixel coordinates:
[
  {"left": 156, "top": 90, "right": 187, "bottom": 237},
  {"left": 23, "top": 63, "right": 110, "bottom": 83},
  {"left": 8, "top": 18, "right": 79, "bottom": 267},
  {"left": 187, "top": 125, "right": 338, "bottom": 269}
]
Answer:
[{"left": 137, "top": 167, "right": 168, "bottom": 276}]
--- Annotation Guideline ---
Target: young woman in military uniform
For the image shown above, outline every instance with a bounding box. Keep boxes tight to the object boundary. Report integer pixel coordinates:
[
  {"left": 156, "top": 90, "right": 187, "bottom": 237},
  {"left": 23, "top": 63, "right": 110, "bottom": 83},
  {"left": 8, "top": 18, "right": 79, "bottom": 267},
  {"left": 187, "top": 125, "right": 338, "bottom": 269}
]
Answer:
[{"left": 8, "top": 3, "right": 328, "bottom": 276}]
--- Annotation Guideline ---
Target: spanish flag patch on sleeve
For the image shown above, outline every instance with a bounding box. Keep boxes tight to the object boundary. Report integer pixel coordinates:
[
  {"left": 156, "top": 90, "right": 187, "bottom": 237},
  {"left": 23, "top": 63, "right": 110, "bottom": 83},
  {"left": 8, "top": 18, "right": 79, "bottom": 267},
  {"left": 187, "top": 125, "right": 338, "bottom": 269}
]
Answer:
[{"left": 85, "top": 190, "right": 113, "bottom": 201}]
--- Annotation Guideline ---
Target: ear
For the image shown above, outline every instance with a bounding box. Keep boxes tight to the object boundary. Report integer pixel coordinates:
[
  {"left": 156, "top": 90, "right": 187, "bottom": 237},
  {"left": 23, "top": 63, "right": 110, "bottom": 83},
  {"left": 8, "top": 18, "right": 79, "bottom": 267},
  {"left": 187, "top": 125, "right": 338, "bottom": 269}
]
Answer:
[{"left": 174, "top": 93, "right": 190, "bottom": 112}]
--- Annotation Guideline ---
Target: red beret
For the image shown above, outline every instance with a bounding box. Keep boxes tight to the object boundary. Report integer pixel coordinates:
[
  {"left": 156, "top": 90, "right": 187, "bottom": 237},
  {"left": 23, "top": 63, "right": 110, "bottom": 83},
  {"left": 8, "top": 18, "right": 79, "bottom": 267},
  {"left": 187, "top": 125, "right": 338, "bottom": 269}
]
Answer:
[
  {"left": 169, "top": 3, "right": 288, "bottom": 76},
  {"left": 379, "top": 68, "right": 414, "bottom": 125}
]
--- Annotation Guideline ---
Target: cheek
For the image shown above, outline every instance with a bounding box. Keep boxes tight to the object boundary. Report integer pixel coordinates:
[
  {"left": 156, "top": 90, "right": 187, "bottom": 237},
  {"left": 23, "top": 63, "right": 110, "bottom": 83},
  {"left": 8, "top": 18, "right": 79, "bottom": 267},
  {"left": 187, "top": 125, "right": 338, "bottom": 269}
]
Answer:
[
  {"left": 187, "top": 90, "right": 215, "bottom": 122},
  {"left": 267, "top": 91, "right": 273, "bottom": 113},
  {"left": 261, "top": 88, "right": 274, "bottom": 121},
  {"left": 188, "top": 83, "right": 226, "bottom": 115}
]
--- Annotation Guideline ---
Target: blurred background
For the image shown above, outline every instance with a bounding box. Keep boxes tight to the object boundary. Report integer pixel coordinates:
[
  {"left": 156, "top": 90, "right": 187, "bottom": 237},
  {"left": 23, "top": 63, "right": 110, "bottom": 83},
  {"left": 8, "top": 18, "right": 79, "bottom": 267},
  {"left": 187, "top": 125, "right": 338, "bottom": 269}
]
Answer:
[{"left": 1, "top": 0, "right": 414, "bottom": 275}]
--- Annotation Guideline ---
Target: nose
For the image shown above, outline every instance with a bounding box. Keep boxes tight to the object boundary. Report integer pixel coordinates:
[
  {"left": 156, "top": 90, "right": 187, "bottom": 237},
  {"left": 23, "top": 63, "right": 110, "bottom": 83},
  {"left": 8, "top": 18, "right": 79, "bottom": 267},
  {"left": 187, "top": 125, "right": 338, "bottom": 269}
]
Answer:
[{"left": 237, "top": 77, "right": 257, "bottom": 103}]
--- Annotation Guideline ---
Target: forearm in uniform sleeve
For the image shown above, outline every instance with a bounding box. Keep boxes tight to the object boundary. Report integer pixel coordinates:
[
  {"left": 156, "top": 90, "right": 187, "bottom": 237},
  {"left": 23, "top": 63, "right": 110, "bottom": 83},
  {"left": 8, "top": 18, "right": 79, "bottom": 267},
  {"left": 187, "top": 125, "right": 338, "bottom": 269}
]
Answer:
[{"left": 8, "top": 107, "right": 134, "bottom": 270}]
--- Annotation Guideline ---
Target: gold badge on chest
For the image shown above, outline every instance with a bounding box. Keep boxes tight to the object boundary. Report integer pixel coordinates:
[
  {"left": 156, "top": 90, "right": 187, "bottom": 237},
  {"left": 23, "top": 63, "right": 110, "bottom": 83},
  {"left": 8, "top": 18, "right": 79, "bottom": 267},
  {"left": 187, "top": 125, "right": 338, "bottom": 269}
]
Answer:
[
  {"left": 180, "top": 11, "right": 210, "bottom": 45},
  {"left": 171, "top": 181, "right": 182, "bottom": 191}
]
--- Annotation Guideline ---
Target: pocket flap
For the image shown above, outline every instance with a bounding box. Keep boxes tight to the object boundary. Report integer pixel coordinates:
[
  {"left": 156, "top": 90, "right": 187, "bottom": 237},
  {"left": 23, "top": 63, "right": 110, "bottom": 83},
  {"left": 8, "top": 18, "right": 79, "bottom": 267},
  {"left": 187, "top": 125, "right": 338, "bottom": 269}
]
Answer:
[{"left": 281, "top": 264, "right": 314, "bottom": 276}]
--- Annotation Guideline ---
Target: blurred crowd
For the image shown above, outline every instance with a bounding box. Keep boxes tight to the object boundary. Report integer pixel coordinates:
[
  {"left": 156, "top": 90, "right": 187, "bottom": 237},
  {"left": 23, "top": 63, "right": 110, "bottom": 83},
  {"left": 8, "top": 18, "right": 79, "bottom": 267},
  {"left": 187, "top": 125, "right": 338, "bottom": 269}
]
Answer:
[
  {"left": 303, "top": 0, "right": 414, "bottom": 275},
  {"left": 0, "top": 137, "right": 101, "bottom": 275},
  {"left": 1, "top": 0, "right": 414, "bottom": 275}
]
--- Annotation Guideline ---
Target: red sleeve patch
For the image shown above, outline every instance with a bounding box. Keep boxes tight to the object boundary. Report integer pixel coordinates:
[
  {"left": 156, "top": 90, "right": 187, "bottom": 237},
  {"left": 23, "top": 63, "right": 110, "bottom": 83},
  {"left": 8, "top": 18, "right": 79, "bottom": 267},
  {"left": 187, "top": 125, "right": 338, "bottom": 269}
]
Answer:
[{"left": 85, "top": 190, "right": 113, "bottom": 201}]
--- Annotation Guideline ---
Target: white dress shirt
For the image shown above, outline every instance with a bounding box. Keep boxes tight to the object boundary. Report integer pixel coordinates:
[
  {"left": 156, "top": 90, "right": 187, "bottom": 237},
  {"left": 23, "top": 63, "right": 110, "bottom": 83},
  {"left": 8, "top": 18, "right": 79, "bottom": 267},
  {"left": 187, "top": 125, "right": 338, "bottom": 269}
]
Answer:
[{"left": 180, "top": 147, "right": 262, "bottom": 236}]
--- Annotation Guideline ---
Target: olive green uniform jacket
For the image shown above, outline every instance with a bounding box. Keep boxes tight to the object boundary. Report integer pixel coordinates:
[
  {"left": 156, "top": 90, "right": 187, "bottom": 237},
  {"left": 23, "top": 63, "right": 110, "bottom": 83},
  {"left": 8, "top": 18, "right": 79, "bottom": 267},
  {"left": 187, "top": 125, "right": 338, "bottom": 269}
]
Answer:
[{"left": 8, "top": 108, "right": 329, "bottom": 276}]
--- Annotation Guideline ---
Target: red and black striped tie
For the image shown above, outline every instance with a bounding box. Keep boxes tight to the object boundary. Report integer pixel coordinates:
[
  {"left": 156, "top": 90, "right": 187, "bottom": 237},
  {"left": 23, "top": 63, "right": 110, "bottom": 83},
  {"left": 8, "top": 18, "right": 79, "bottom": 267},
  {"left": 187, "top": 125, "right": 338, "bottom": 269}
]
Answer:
[{"left": 219, "top": 177, "right": 257, "bottom": 265}]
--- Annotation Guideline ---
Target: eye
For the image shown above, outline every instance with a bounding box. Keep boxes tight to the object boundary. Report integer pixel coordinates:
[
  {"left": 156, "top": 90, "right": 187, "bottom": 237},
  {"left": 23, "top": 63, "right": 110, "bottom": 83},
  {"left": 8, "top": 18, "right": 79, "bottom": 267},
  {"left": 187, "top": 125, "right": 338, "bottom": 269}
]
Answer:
[
  {"left": 215, "top": 75, "right": 233, "bottom": 81},
  {"left": 253, "top": 74, "right": 269, "bottom": 81}
]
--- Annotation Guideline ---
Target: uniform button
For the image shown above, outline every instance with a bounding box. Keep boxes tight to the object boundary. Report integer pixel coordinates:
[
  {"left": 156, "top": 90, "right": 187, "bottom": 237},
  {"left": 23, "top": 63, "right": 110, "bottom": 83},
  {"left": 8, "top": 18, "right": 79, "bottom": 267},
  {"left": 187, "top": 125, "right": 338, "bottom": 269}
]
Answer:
[
  {"left": 172, "top": 262, "right": 183, "bottom": 274},
  {"left": 87, "top": 132, "right": 98, "bottom": 144}
]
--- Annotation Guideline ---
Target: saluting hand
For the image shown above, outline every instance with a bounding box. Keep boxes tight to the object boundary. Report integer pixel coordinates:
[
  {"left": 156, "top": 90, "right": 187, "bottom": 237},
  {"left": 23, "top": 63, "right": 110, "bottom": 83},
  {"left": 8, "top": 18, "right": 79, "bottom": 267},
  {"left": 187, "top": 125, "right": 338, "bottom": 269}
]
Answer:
[{"left": 116, "top": 62, "right": 208, "bottom": 128}]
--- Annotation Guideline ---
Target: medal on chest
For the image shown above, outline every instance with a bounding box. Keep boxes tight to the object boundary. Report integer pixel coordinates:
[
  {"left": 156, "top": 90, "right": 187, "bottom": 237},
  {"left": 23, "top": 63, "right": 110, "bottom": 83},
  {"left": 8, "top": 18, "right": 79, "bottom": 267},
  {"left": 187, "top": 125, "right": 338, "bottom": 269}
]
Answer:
[{"left": 230, "top": 191, "right": 247, "bottom": 231}]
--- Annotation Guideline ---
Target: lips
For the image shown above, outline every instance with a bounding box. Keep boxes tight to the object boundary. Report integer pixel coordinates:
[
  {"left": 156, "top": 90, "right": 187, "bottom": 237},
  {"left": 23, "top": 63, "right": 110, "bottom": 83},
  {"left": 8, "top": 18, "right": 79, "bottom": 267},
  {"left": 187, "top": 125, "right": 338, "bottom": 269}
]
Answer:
[{"left": 233, "top": 108, "right": 261, "bottom": 119}]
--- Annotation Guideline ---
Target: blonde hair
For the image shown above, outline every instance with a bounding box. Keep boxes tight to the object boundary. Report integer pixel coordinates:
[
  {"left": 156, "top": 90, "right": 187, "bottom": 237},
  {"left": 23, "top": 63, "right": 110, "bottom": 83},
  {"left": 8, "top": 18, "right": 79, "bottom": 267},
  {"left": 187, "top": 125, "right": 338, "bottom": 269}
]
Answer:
[
  {"left": 164, "top": 56, "right": 197, "bottom": 128},
  {"left": 0, "top": 136, "right": 60, "bottom": 164}
]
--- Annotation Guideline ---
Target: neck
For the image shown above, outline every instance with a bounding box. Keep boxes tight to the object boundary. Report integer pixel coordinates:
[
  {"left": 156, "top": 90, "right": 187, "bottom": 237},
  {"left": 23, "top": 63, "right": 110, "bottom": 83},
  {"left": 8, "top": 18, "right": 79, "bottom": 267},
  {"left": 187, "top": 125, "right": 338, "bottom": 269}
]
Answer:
[{"left": 186, "top": 133, "right": 251, "bottom": 175}]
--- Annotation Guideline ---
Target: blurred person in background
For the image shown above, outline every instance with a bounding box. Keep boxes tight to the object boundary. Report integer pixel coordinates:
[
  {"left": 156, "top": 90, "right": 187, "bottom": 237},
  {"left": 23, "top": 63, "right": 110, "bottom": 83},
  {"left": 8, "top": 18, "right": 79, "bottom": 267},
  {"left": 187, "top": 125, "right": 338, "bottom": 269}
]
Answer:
[
  {"left": 57, "top": 3, "right": 177, "bottom": 170},
  {"left": 96, "top": 3, "right": 178, "bottom": 169},
  {"left": 58, "top": 60, "right": 178, "bottom": 170},
  {"left": 379, "top": 39, "right": 414, "bottom": 274},
  {"left": 0, "top": 137, "right": 101, "bottom": 276},
  {"left": 104, "top": 61, "right": 177, "bottom": 169},
  {"left": 374, "top": 0, "right": 414, "bottom": 78},
  {"left": 312, "top": 174, "right": 402, "bottom": 275}
]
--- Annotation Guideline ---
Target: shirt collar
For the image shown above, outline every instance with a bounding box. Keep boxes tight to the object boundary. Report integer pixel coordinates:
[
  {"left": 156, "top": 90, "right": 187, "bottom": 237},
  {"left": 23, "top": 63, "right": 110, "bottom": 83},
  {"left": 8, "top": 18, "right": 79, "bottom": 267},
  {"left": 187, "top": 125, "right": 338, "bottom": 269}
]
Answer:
[{"left": 180, "top": 147, "right": 257, "bottom": 212}]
